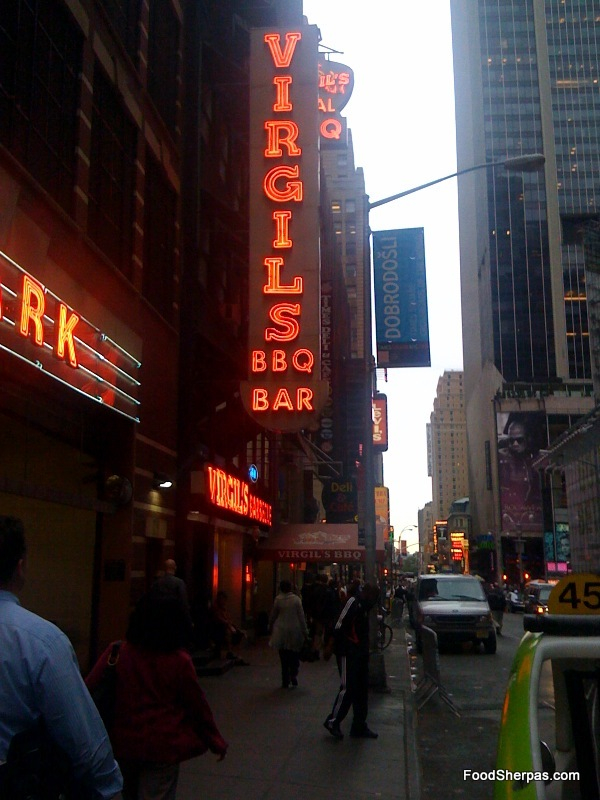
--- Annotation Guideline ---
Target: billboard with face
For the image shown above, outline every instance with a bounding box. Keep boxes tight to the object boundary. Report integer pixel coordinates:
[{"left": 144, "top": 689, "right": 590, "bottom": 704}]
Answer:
[{"left": 497, "top": 411, "right": 547, "bottom": 533}]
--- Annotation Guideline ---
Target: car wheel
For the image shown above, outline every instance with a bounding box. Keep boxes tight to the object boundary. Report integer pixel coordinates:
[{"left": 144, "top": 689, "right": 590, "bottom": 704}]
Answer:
[{"left": 484, "top": 631, "right": 497, "bottom": 654}]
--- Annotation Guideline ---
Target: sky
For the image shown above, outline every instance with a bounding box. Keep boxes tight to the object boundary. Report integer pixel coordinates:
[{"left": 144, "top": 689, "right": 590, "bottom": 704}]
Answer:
[{"left": 302, "top": 1, "right": 463, "bottom": 551}]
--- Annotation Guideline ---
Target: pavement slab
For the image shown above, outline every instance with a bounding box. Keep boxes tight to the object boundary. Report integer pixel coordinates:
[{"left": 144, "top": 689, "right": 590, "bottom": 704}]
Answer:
[{"left": 178, "top": 628, "right": 419, "bottom": 800}]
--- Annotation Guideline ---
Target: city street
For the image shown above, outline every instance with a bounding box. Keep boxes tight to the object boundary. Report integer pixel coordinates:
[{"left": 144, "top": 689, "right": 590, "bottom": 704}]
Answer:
[{"left": 414, "top": 611, "right": 531, "bottom": 798}]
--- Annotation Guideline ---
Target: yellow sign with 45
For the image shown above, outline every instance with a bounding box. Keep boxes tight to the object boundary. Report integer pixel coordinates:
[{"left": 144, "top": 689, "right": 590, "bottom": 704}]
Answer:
[{"left": 548, "top": 573, "right": 600, "bottom": 615}]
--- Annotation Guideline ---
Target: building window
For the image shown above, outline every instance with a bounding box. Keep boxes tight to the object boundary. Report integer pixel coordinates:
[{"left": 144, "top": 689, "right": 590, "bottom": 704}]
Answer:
[
  {"left": 97, "top": 0, "right": 141, "bottom": 64},
  {"left": 143, "top": 150, "right": 177, "bottom": 321},
  {"left": 147, "top": 0, "right": 180, "bottom": 136},
  {"left": 88, "top": 63, "right": 136, "bottom": 278},
  {"left": 0, "top": 0, "right": 82, "bottom": 214}
]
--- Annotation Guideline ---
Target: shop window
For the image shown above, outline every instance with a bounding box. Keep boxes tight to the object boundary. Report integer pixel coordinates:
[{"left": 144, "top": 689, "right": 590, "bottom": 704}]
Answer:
[
  {"left": 0, "top": 0, "right": 82, "bottom": 214},
  {"left": 97, "top": 0, "right": 141, "bottom": 64}
]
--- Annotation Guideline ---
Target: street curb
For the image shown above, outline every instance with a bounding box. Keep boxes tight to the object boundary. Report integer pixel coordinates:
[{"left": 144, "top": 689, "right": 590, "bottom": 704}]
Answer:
[
  {"left": 403, "top": 686, "right": 422, "bottom": 800},
  {"left": 401, "top": 625, "right": 422, "bottom": 800}
]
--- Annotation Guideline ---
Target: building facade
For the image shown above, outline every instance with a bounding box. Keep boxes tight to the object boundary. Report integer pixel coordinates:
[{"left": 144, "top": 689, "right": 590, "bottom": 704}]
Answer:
[
  {"left": 429, "top": 370, "right": 469, "bottom": 522},
  {"left": 450, "top": 0, "right": 598, "bottom": 582},
  {"left": 0, "top": 0, "right": 306, "bottom": 668}
]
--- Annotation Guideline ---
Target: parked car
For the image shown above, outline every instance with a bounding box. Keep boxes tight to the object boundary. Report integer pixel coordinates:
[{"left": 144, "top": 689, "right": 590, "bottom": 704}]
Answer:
[
  {"left": 414, "top": 573, "right": 496, "bottom": 654},
  {"left": 507, "top": 589, "right": 525, "bottom": 613},
  {"left": 524, "top": 580, "right": 555, "bottom": 615},
  {"left": 495, "top": 612, "right": 600, "bottom": 799}
]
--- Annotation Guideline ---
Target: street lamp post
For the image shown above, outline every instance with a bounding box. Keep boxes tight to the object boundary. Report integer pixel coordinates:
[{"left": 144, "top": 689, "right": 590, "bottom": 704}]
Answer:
[
  {"left": 368, "top": 153, "right": 545, "bottom": 210},
  {"left": 362, "top": 153, "right": 545, "bottom": 679}
]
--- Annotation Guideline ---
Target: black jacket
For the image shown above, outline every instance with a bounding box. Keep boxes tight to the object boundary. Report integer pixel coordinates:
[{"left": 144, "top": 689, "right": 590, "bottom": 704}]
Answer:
[{"left": 333, "top": 595, "right": 370, "bottom": 656}]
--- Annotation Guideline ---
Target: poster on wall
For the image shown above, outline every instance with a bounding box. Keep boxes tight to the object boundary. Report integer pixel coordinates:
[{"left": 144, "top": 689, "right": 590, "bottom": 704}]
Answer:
[{"left": 496, "top": 411, "right": 547, "bottom": 534}]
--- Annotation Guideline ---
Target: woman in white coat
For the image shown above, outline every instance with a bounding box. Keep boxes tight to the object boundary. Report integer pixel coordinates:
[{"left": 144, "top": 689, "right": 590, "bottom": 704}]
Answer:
[{"left": 269, "top": 580, "right": 309, "bottom": 688}]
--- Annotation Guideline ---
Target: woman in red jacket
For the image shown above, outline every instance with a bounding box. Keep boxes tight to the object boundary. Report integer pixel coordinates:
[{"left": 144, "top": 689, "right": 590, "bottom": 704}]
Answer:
[{"left": 86, "top": 592, "right": 228, "bottom": 800}]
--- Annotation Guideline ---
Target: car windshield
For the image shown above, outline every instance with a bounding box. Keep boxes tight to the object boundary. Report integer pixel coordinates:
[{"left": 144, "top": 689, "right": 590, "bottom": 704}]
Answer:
[
  {"left": 538, "top": 585, "right": 553, "bottom": 602},
  {"left": 418, "top": 578, "right": 485, "bottom": 602}
]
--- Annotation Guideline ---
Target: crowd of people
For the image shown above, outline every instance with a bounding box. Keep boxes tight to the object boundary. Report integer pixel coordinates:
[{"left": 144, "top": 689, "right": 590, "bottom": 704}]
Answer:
[{"left": 0, "top": 517, "right": 389, "bottom": 800}]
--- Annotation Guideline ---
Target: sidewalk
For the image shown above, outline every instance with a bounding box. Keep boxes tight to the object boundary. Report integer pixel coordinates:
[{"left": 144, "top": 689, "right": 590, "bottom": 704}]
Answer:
[{"left": 178, "top": 625, "right": 421, "bottom": 800}]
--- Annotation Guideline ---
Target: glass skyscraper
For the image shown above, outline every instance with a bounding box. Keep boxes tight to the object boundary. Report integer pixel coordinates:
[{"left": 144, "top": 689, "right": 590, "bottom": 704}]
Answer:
[{"left": 450, "top": 0, "right": 599, "bottom": 579}]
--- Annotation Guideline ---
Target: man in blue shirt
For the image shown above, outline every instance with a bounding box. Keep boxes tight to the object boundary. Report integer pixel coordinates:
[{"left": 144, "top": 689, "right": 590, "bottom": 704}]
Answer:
[{"left": 0, "top": 515, "right": 123, "bottom": 798}]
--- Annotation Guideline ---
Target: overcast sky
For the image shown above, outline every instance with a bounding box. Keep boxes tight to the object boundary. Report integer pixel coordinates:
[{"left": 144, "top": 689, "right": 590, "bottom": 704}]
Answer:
[{"left": 302, "top": 1, "right": 463, "bottom": 550}]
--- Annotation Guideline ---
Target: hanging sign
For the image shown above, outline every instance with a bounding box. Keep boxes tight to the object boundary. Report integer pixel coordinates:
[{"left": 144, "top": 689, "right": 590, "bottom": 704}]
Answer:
[{"left": 242, "top": 25, "right": 327, "bottom": 432}]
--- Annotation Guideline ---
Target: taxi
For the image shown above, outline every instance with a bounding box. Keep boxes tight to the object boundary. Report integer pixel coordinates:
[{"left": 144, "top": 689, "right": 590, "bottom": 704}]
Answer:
[{"left": 494, "top": 573, "right": 600, "bottom": 799}]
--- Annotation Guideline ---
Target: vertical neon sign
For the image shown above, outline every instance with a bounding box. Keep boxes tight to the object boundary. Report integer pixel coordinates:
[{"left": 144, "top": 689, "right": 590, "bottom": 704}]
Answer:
[{"left": 243, "top": 25, "right": 327, "bottom": 432}]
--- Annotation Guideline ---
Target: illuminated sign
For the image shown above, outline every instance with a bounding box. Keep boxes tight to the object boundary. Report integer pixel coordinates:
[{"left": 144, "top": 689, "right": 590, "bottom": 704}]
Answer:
[
  {"left": 206, "top": 465, "right": 272, "bottom": 526},
  {"left": 243, "top": 26, "right": 327, "bottom": 432},
  {"left": 373, "top": 228, "right": 431, "bottom": 368},
  {"left": 374, "top": 485, "right": 389, "bottom": 539},
  {"left": 372, "top": 394, "right": 388, "bottom": 451},
  {"left": 317, "top": 59, "right": 354, "bottom": 148},
  {"left": 0, "top": 249, "right": 141, "bottom": 421}
]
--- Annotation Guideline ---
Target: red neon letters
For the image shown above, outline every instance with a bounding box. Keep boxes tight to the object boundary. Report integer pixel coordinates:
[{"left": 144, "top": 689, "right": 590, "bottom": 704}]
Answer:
[
  {"left": 18, "top": 275, "right": 80, "bottom": 367},
  {"left": 249, "top": 31, "right": 315, "bottom": 415},
  {"left": 207, "top": 465, "right": 272, "bottom": 525}
]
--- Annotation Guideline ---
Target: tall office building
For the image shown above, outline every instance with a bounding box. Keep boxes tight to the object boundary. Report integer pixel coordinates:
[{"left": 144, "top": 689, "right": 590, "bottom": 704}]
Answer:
[
  {"left": 429, "top": 371, "right": 470, "bottom": 522},
  {"left": 450, "top": 1, "right": 598, "bottom": 581}
]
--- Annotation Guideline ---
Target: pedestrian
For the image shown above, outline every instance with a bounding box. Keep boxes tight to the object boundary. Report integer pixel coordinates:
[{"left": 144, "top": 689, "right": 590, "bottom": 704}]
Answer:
[
  {"left": 209, "top": 590, "right": 249, "bottom": 665},
  {"left": 150, "top": 558, "right": 193, "bottom": 643},
  {"left": 321, "top": 578, "right": 342, "bottom": 660},
  {"left": 86, "top": 590, "right": 228, "bottom": 800},
  {"left": 0, "top": 515, "right": 123, "bottom": 799},
  {"left": 269, "top": 579, "right": 310, "bottom": 688},
  {"left": 485, "top": 582, "right": 506, "bottom": 636},
  {"left": 323, "top": 581, "right": 380, "bottom": 740},
  {"left": 309, "top": 573, "right": 329, "bottom": 657},
  {"left": 152, "top": 559, "right": 189, "bottom": 607},
  {"left": 392, "top": 582, "right": 407, "bottom": 624}
]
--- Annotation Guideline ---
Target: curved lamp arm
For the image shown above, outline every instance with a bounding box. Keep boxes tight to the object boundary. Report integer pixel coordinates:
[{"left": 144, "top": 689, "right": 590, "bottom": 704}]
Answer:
[{"left": 368, "top": 153, "right": 545, "bottom": 210}]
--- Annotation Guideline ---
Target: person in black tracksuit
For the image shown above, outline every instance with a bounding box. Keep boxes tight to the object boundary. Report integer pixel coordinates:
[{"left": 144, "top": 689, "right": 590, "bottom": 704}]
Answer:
[{"left": 323, "top": 582, "right": 380, "bottom": 740}]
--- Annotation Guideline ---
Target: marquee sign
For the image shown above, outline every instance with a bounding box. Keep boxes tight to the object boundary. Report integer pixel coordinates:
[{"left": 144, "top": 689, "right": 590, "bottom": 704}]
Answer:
[
  {"left": 0, "top": 249, "right": 141, "bottom": 421},
  {"left": 243, "top": 25, "right": 327, "bottom": 432}
]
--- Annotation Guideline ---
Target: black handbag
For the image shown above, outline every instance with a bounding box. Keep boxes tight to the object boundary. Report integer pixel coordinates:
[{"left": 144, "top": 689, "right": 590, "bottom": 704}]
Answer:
[
  {"left": 298, "top": 637, "right": 315, "bottom": 662},
  {"left": 0, "top": 717, "right": 74, "bottom": 800},
  {"left": 90, "top": 641, "right": 121, "bottom": 732}
]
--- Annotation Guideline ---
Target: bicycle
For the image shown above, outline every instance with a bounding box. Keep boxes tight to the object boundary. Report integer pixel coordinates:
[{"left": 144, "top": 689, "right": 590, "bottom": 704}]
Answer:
[{"left": 376, "top": 608, "right": 393, "bottom": 651}]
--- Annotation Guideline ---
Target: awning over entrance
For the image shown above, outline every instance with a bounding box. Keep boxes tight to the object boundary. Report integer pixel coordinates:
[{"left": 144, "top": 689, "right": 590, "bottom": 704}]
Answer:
[{"left": 257, "top": 523, "right": 386, "bottom": 563}]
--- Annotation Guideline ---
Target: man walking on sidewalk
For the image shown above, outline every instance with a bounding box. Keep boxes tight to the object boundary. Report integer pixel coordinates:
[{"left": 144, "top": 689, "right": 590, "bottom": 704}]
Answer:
[{"left": 323, "top": 582, "right": 380, "bottom": 740}]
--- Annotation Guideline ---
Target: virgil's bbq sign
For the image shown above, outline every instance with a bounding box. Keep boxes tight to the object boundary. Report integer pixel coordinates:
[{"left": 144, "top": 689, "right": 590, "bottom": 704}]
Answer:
[
  {"left": 0, "top": 249, "right": 140, "bottom": 421},
  {"left": 242, "top": 26, "right": 327, "bottom": 432}
]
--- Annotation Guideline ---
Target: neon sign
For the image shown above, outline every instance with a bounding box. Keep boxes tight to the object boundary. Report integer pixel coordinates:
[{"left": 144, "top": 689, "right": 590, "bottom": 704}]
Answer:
[
  {"left": 206, "top": 465, "right": 272, "bottom": 526},
  {"left": 0, "top": 249, "right": 141, "bottom": 421},
  {"left": 243, "top": 26, "right": 327, "bottom": 432},
  {"left": 317, "top": 59, "right": 354, "bottom": 147}
]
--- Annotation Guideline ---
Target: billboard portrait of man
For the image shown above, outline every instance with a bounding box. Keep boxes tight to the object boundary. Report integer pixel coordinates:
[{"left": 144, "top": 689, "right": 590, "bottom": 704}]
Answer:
[{"left": 497, "top": 411, "right": 547, "bottom": 534}]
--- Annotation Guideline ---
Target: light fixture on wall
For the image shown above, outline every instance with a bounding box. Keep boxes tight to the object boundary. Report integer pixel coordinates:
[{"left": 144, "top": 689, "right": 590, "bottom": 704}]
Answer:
[{"left": 153, "top": 472, "right": 173, "bottom": 490}]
